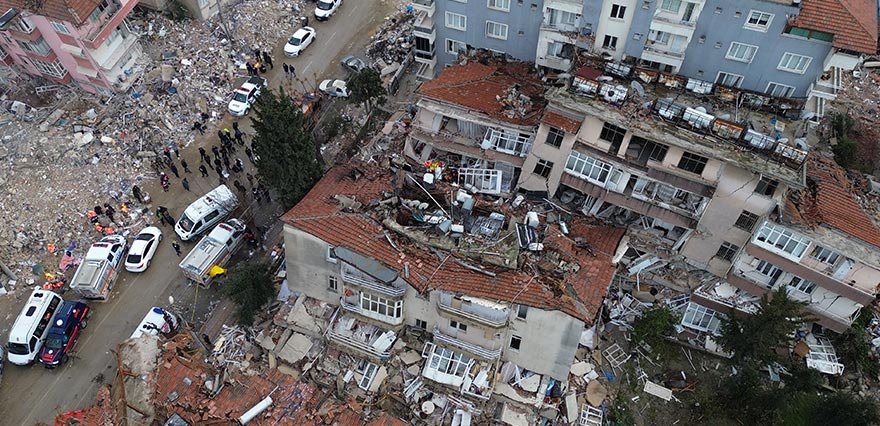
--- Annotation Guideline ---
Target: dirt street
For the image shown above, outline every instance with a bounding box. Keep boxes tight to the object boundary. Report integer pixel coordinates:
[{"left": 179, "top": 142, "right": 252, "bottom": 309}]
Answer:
[{"left": 0, "top": 0, "right": 392, "bottom": 423}]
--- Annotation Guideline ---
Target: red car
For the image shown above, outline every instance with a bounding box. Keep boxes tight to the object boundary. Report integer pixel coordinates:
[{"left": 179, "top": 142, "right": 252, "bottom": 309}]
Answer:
[{"left": 40, "top": 301, "right": 89, "bottom": 368}]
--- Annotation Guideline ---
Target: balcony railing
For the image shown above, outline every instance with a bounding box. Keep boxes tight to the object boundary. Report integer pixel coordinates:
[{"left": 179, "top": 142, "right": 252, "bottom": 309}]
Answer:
[
  {"left": 411, "top": 0, "right": 435, "bottom": 16},
  {"left": 644, "top": 45, "right": 685, "bottom": 58},
  {"left": 326, "top": 314, "right": 396, "bottom": 360},
  {"left": 652, "top": 15, "right": 696, "bottom": 28},
  {"left": 342, "top": 264, "right": 405, "bottom": 297},
  {"left": 433, "top": 325, "right": 502, "bottom": 360},
  {"left": 437, "top": 294, "right": 508, "bottom": 328}
]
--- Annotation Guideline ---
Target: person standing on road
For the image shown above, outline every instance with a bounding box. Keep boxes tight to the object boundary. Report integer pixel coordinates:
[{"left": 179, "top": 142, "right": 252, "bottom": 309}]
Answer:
[
  {"left": 181, "top": 159, "right": 191, "bottom": 173},
  {"left": 245, "top": 147, "right": 255, "bottom": 163},
  {"left": 182, "top": 178, "right": 190, "bottom": 191},
  {"left": 282, "top": 62, "right": 289, "bottom": 77},
  {"left": 199, "top": 164, "right": 209, "bottom": 177},
  {"left": 104, "top": 203, "right": 116, "bottom": 223},
  {"left": 171, "top": 241, "right": 181, "bottom": 256},
  {"left": 132, "top": 185, "right": 143, "bottom": 203},
  {"left": 192, "top": 121, "right": 205, "bottom": 134},
  {"left": 234, "top": 127, "right": 244, "bottom": 145},
  {"left": 213, "top": 158, "right": 223, "bottom": 174},
  {"left": 290, "top": 64, "right": 296, "bottom": 78},
  {"left": 198, "top": 147, "right": 207, "bottom": 162},
  {"left": 169, "top": 163, "right": 180, "bottom": 178},
  {"left": 262, "top": 51, "right": 273, "bottom": 69}
]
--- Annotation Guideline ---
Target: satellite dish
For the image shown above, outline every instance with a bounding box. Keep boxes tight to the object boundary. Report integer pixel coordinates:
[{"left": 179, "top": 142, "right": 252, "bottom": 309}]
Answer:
[
  {"left": 598, "top": 75, "right": 613, "bottom": 82},
  {"left": 695, "top": 106, "right": 707, "bottom": 113},
  {"left": 794, "top": 138, "right": 808, "bottom": 150},
  {"left": 631, "top": 81, "right": 645, "bottom": 97},
  {"left": 718, "top": 113, "right": 731, "bottom": 120}
]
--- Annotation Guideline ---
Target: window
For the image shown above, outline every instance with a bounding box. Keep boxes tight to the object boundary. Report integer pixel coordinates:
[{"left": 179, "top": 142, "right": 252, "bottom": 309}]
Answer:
[
  {"left": 810, "top": 245, "right": 840, "bottom": 265},
  {"left": 51, "top": 21, "right": 70, "bottom": 34},
  {"left": 566, "top": 150, "right": 613, "bottom": 185},
  {"left": 610, "top": 4, "right": 626, "bottom": 19},
  {"left": 328, "top": 276, "right": 338, "bottom": 292},
  {"left": 726, "top": 42, "right": 758, "bottom": 63},
  {"left": 14, "top": 16, "right": 34, "bottom": 32},
  {"left": 488, "top": 0, "right": 510, "bottom": 11},
  {"left": 755, "top": 223, "right": 811, "bottom": 260},
  {"left": 17, "top": 38, "right": 51, "bottom": 56},
  {"left": 450, "top": 320, "right": 467, "bottom": 332},
  {"left": 486, "top": 21, "right": 508, "bottom": 39},
  {"left": 681, "top": 302, "right": 721, "bottom": 334},
  {"left": 356, "top": 360, "right": 379, "bottom": 390},
  {"left": 446, "top": 39, "right": 466, "bottom": 55},
  {"left": 545, "top": 126, "right": 564, "bottom": 148},
  {"left": 547, "top": 41, "right": 564, "bottom": 57},
  {"left": 31, "top": 58, "right": 67, "bottom": 78},
  {"left": 715, "top": 71, "right": 743, "bottom": 88},
  {"left": 599, "top": 122, "right": 626, "bottom": 147},
  {"left": 734, "top": 211, "right": 759, "bottom": 232},
  {"left": 426, "top": 345, "right": 472, "bottom": 378},
  {"left": 754, "top": 176, "right": 778, "bottom": 196},
  {"left": 326, "top": 245, "right": 338, "bottom": 263},
  {"left": 677, "top": 152, "right": 708, "bottom": 174},
  {"left": 88, "top": 0, "right": 111, "bottom": 22},
  {"left": 649, "top": 30, "right": 670, "bottom": 45},
  {"left": 660, "top": 0, "right": 680, "bottom": 12},
  {"left": 766, "top": 82, "right": 795, "bottom": 98},
  {"left": 778, "top": 52, "right": 812, "bottom": 74},
  {"left": 516, "top": 304, "right": 528, "bottom": 320},
  {"left": 509, "top": 335, "right": 522, "bottom": 351},
  {"left": 788, "top": 277, "right": 816, "bottom": 294},
  {"left": 445, "top": 12, "right": 467, "bottom": 31},
  {"left": 745, "top": 10, "right": 773, "bottom": 31},
  {"left": 629, "top": 136, "right": 668, "bottom": 163},
  {"left": 533, "top": 159, "right": 553, "bottom": 178},
  {"left": 549, "top": 9, "right": 578, "bottom": 26},
  {"left": 415, "top": 319, "right": 428, "bottom": 329},
  {"left": 602, "top": 35, "right": 618, "bottom": 50},
  {"left": 715, "top": 242, "right": 739, "bottom": 262},
  {"left": 360, "top": 293, "right": 403, "bottom": 318}
]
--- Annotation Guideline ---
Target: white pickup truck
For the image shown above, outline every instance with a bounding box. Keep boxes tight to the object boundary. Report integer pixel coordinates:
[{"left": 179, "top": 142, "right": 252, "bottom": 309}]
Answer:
[
  {"left": 179, "top": 219, "right": 247, "bottom": 288},
  {"left": 69, "top": 235, "right": 127, "bottom": 300}
]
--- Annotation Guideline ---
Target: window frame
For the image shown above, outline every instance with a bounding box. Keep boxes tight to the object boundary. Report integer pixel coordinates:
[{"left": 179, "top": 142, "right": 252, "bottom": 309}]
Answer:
[
  {"left": 725, "top": 42, "right": 758, "bottom": 63},
  {"left": 509, "top": 335, "right": 522, "bottom": 351},
  {"left": 778, "top": 52, "right": 812, "bottom": 74},
  {"left": 360, "top": 292, "right": 404, "bottom": 318},
  {"left": 788, "top": 276, "right": 816, "bottom": 295},
  {"left": 486, "top": 20, "right": 509, "bottom": 40},
  {"left": 809, "top": 245, "right": 840, "bottom": 266},
  {"left": 766, "top": 82, "right": 795, "bottom": 98},
  {"left": 676, "top": 152, "right": 708, "bottom": 175},
  {"left": 516, "top": 304, "right": 528, "bottom": 320},
  {"left": 754, "top": 176, "right": 778, "bottom": 197},
  {"left": 533, "top": 159, "right": 554, "bottom": 178},
  {"left": 659, "top": 0, "right": 681, "bottom": 13},
  {"left": 755, "top": 222, "right": 811, "bottom": 260},
  {"left": 50, "top": 21, "right": 71, "bottom": 34},
  {"left": 598, "top": 122, "right": 626, "bottom": 147},
  {"left": 445, "top": 12, "right": 467, "bottom": 31},
  {"left": 31, "top": 58, "right": 67, "bottom": 78},
  {"left": 602, "top": 35, "right": 618, "bottom": 50},
  {"left": 609, "top": 4, "right": 626, "bottom": 19},
  {"left": 446, "top": 38, "right": 466, "bottom": 55},
  {"left": 565, "top": 150, "right": 613, "bottom": 185},
  {"left": 328, "top": 275, "right": 338, "bottom": 292},
  {"left": 545, "top": 126, "right": 564, "bottom": 148},
  {"left": 715, "top": 242, "right": 740, "bottom": 262},
  {"left": 487, "top": 0, "right": 510, "bottom": 12},
  {"left": 715, "top": 71, "right": 744, "bottom": 88},
  {"left": 734, "top": 210, "right": 759, "bottom": 232},
  {"left": 744, "top": 10, "right": 773, "bottom": 31},
  {"left": 425, "top": 345, "right": 472, "bottom": 378},
  {"left": 326, "top": 245, "right": 338, "bottom": 263},
  {"left": 450, "top": 319, "right": 468, "bottom": 332}
]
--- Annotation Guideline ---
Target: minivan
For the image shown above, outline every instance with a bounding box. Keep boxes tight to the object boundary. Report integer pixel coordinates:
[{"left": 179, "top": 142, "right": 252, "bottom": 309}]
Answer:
[
  {"left": 174, "top": 184, "right": 238, "bottom": 241},
  {"left": 6, "top": 289, "right": 63, "bottom": 365}
]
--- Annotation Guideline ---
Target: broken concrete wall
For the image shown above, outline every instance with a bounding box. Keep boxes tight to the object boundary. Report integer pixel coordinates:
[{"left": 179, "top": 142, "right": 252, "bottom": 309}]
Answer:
[{"left": 282, "top": 223, "right": 343, "bottom": 306}]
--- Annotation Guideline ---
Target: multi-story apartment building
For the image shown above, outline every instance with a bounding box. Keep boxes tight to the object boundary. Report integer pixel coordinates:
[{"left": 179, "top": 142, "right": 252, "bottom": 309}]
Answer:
[
  {"left": 281, "top": 163, "right": 624, "bottom": 404},
  {"left": 0, "top": 1, "right": 143, "bottom": 94},
  {"left": 693, "top": 156, "right": 880, "bottom": 335},
  {"left": 138, "top": 0, "right": 228, "bottom": 21},
  {"left": 412, "top": 0, "right": 545, "bottom": 79},
  {"left": 404, "top": 62, "right": 547, "bottom": 196}
]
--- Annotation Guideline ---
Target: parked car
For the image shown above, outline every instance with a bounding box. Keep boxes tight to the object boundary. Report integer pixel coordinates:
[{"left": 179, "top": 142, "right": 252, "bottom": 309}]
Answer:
[
  {"left": 227, "top": 76, "right": 267, "bottom": 116},
  {"left": 340, "top": 55, "right": 367, "bottom": 73},
  {"left": 314, "top": 0, "right": 342, "bottom": 20},
  {"left": 284, "top": 27, "right": 316, "bottom": 57},
  {"left": 319, "top": 79, "right": 350, "bottom": 97},
  {"left": 39, "top": 301, "right": 89, "bottom": 368},
  {"left": 125, "top": 226, "right": 163, "bottom": 272}
]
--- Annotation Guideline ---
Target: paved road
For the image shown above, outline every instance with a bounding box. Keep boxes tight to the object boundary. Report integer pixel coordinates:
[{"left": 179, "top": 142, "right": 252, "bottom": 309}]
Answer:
[{"left": 0, "top": 0, "right": 390, "bottom": 423}]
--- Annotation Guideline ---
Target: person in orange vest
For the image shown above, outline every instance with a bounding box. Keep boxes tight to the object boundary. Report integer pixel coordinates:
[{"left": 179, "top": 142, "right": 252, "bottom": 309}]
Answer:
[
  {"left": 87, "top": 211, "right": 98, "bottom": 224},
  {"left": 103, "top": 226, "right": 115, "bottom": 235},
  {"left": 95, "top": 223, "right": 104, "bottom": 233}
]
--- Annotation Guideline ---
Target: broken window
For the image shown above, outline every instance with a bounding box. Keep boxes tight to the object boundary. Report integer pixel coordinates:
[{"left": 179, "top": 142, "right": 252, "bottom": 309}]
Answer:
[
  {"left": 754, "top": 176, "right": 778, "bottom": 196},
  {"left": 755, "top": 222, "right": 810, "bottom": 260},
  {"left": 326, "top": 245, "right": 338, "bottom": 263},
  {"left": 484, "top": 128, "right": 533, "bottom": 156},
  {"left": 626, "top": 136, "right": 668, "bottom": 165},
  {"left": 360, "top": 293, "right": 403, "bottom": 318},
  {"left": 787, "top": 276, "right": 816, "bottom": 295},
  {"left": 425, "top": 346, "right": 472, "bottom": 378},
  {"left": 458, "top": 168, "right": 503, "bottom": 195},
  {"left": 734, "top": 210, "right": 759, "bottom": 232},
  {"left": 565, "top": 150, "right": 613, "bottom": 185},
  {"left": 356, "top": 360, "right": 379, "bottom": 390},
  {"left": 533, "top": 159, "right": 553, "bottom": 178},
  {"left": 715, "top": 242, "right": 739, "bottom": 262},
  {"left": 809, "top": 245, "right": 840, "bottom": 266},
  {"left": 681, "top": 302, "right": 721, "bottom": 334},
  {"left": 509, "top": 335, "right": 522, "bottom": 351},
  {"left": 599, "top": 122, "right": 626, "bottom": 153}
]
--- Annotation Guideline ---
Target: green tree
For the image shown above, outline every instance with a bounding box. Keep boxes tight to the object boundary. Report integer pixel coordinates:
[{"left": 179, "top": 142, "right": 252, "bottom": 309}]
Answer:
[
  {"left": 222, "top": 263, "right": 275, "bottom": 325},
  {"left": 251, "top": 87, "right": 324, "bottom": 208},
  {"left": 833, "top": 312, "right": 879, "bottom": 377},
  {"left": 781, "top": 392, "right": 880, "bottom": 426},
  {"left": 632, "top": 306, "right": 678, "bottom": 349},
  {"left": 717, "top": 287, "right": 811, "bottom": 365},
  {"left": 347, "top": 68, "right": 386, "bottom": 113}
]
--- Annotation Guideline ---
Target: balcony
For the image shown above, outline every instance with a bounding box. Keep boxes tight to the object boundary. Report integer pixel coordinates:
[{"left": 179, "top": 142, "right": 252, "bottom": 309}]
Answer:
[
  {"left": 536, "top": 55, "right": 572, "bottom": 72},
  {"left": 408, "top": 129, "right": 527, "bottom": 168},
  {"left": 411, "top": 0, "right": 435, "bottom": 17},
  {"left": 437, "top": 293, "right": 509, "bottom": 328},
  {"left": 81, "top": 0, "right": 139, "bottom": 46},
  {"left": 341, "top": 263, "right": 405, "bottom": 297},
  {"left": 643, "top": 45, "right": 684, "bottom": 58},
  {"left": 433, "top": 325, "right": 502, "bottom": 360},
  {"left": 652, "top": 15, "right": 696, "bottom": 28},
  {"left": 413, "top": 12, "right": 435, "bottom": 42},
  {"left": 326, "top": 312, "right": 397, "bottom": 361},
  {"left": 414, "top": 48, "right": 436, "bottom": 67}
]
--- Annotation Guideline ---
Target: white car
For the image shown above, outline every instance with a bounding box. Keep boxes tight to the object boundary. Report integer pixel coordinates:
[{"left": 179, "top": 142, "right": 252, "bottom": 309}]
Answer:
[
  {"left": 319, "top": 79, "right": 350, "bottom": 97},
  {"left": 284, "top": 27, "right": 316, "bottom": 57},
  {"left": 228, "top": 76, "right": 267, "bottom": 116},
  {"left": 315, "top": 0, "right": 342, "bottom": 21},
  {"left": 125, "top": 226, "right": 162, "bottom": 272}
]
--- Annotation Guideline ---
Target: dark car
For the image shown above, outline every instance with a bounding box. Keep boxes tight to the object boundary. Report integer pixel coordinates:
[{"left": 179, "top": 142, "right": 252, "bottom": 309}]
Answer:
[
  {"left": 40, "top": 301, "right": 89, "bottom": 368},
  {"left": 340, "top": 55, "right": 367, "bottom": 74}
]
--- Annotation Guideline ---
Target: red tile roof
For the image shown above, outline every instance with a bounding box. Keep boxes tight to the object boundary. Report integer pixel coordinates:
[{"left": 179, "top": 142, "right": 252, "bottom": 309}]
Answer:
[
  {"left": 0, "top": 0, "right": 97, "bottom": 25},
  {"left": 281, "top": 164, "right": 623, "bottom": 324},
  {"left": 417, "top": 62, "right": 547, "bottom": 126},
  {"left": 542, "top": 110, "right": 582, "bottom": 134},
  {"left": 368, "top": 413, "right": 409, "bottom": 426},
  {"left": 794, "top": 156, "right": 880, "bottom": 248},
  {"left": 791, "top": 0, "right": 878, "bottom": 54}
]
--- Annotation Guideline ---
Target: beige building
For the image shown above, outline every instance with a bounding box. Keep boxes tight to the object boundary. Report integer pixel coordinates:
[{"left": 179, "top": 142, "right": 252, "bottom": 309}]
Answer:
[{"left": 280, "top": 163, "right": 624, "bottom": 404}]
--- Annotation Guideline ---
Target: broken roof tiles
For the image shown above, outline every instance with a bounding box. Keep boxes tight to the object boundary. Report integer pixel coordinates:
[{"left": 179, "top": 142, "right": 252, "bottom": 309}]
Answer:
[
  {"left": 789, "top": 156, "right": 880, "bottom": 249},
  {"left": 417, "top": 61, "right": 547, "bottom": 126},
  {"left": 542, "top": 109, "right": 582, "bottom": 135},
  {"left": 791, "top": 0, "right": 878, "bottom": 54},
  {"left": 281, "top": 164, "right": 624, "bottom": 324}
]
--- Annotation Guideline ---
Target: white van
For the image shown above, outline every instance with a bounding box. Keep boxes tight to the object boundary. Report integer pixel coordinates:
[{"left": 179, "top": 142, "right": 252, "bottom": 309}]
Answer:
[
  {"left": 6, "top": 289, "right": 63, "bottom": 365},
  {"left": 174, "top": 184, "right": 239, "bottom": 241}
]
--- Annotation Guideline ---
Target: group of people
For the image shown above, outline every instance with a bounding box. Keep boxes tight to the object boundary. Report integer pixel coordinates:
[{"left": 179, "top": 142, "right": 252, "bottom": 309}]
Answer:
[
  {"left": 246, "top": 49, "right": 274, "bottom": 76},
  {"left": 86, "top": 202, "right": 124, "bottom": 236}
]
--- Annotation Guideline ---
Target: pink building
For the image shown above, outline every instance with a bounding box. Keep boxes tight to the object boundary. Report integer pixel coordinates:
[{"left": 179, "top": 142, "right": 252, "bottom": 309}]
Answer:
[{"left": 0, "top": 0, "right": 143, "bottom": 94}]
